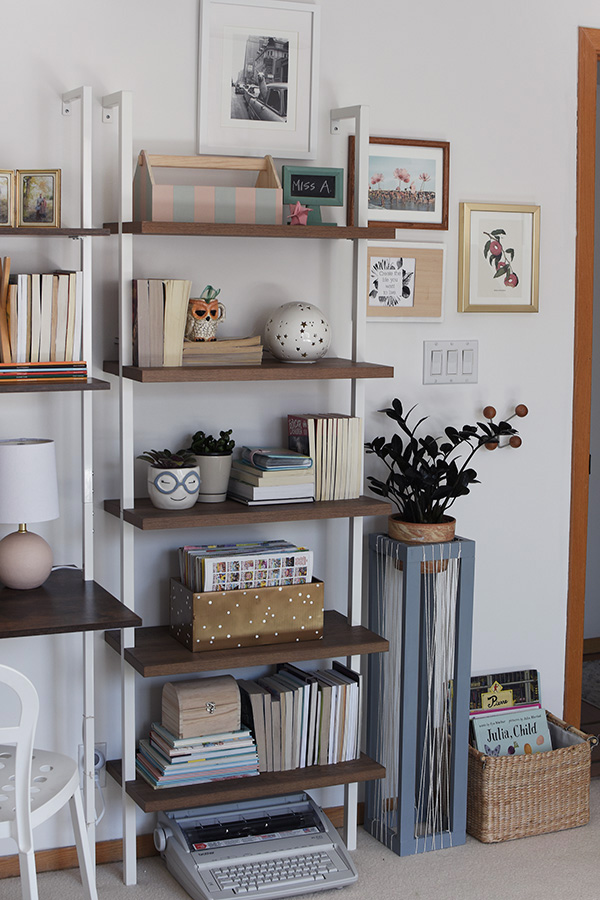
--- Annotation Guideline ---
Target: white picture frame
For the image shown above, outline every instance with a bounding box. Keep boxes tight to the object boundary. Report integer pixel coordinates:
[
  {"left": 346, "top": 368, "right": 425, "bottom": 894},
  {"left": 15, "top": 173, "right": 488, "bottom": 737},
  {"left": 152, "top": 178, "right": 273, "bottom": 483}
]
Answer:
[
  {"left": 366, "top": 241, "right": 446, "bottom": 323},
  {"left": 198, "top": 0, "right": 320, "bottom": 159}
]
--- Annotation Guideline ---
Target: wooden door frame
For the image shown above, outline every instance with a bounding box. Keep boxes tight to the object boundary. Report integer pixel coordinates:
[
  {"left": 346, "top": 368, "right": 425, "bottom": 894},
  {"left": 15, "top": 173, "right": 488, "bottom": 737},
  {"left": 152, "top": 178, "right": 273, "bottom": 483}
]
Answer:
[{"left": 564, "top": 27, "right": 600, "bottom": 724}]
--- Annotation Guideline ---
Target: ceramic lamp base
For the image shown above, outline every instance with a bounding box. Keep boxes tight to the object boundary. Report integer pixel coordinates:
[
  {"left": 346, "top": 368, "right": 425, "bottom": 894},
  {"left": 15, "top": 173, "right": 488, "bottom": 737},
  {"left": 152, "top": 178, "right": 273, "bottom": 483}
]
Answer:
[{"left": 0, "top": 528, "right": 53, "bottom": 590}]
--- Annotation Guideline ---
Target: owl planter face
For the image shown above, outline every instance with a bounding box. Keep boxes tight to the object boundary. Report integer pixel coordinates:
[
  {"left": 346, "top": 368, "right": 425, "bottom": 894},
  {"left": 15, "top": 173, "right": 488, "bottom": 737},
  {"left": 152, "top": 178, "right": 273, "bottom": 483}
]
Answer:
[
  {"left": 147, "top": 466, "right": 201, "bottom": 509},
  {"left": 185, "top": 297, "right": 226, "bottom": 342}
]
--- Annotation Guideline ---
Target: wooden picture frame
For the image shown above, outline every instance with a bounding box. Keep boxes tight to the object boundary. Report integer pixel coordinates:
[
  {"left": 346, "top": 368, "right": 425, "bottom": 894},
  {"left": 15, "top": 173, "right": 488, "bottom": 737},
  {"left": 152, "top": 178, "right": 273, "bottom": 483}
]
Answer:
[
  {"left": 16, "top": 169, "right": 61, "bottom": 228},
  {"left": 0, "top": 171, "right": 14, "bottom": 227},
  {"left": 198, "top": 0, "right": 320, "bottom": 159},
  {"left": 348, "top": 136, "right": 449, "bottom": 230},
  {"left": 366, "top": 241, "right": 445, "bottom": 322},
  {"left": 458, "top": 202, "right": 540, "bottom": 312}
]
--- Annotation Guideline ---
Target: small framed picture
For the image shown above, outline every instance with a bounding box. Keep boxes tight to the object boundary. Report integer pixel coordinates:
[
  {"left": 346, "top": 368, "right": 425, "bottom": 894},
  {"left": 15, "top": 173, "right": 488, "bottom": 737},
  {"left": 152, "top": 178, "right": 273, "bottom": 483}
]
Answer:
[
  {"left": 348, "top": 136, "right": 449, "bottom": 229},
  {"left": 366, "top": 241, "right": 446, "bottom": 322},
  {"left": 458, "top": 202, "right": 540, "bottom": 312},
  {"left": 16, "top": 169, "right": 61, "bottom": 228},
  {"left": 0, "top": 171, "right": 14, "bottom": 227}
]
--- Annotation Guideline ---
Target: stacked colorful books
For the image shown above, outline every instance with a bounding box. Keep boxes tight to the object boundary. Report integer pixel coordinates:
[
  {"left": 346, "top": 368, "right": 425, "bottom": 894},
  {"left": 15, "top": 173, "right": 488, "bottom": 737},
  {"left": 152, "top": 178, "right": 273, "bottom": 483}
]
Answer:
[
  {"left": 227, "top": 447, "right": 314, "bottom": 506},
  {"left": 135, "top": 722, "right": 260, "bottom": 789},
  {"left": 178, "top": 539, "right": 313, "bottom": 592}
]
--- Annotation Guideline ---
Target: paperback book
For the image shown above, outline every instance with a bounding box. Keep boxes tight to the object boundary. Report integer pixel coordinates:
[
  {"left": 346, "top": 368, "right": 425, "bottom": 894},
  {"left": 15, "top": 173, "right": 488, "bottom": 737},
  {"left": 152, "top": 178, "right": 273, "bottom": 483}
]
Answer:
[{"left": 471, "top": 707, "right": 552, "bottom": 757}]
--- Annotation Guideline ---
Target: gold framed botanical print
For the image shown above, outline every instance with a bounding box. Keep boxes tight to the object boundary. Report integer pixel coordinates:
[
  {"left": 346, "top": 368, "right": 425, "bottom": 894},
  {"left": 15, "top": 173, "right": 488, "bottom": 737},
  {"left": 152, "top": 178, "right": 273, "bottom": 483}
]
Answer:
[{"left": 458, "top": 202, "right": 540, "bottom": 312}]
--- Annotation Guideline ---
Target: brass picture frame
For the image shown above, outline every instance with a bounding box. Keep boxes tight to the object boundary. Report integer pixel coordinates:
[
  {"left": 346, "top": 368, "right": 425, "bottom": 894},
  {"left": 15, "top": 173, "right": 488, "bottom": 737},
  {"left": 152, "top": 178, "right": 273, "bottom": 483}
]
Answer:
[
  {"left": 0, "top": 171, "right": 14, "bottom": 227},
  {"left": 458, "top": 202, "right": 540, "bottom": 312},
  {"left": 16, "top": 169, "right": 61, "bottom": 228}
]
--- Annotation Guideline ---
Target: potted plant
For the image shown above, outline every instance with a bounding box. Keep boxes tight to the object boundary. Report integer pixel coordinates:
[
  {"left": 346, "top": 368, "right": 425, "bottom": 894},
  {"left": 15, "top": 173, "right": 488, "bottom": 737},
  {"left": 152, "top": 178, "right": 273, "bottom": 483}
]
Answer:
[
  {"left": 137, "top": 448, "right": 200, "bottom": 510},
  {"left": 188, "top": 429, "right": 235, "bottom": 503},
  {"left": 364, "top": 399, "right": 519, "bottom": 543}
]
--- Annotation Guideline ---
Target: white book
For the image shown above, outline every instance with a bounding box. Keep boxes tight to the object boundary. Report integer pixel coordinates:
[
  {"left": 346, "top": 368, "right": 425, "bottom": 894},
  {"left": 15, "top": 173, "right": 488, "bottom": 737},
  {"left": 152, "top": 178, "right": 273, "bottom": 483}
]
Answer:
[
  {"left": 227, "top": 477, "right": 314, "bottom": 501},
  {"left": 71, "top": 271, "right": 83, "bottom": 361},
  {"left": 29, "top": 273, "right": 41, "bottom": 363},
  {"left": 54, "top": 274, "right": 69, "bottom": 362}
]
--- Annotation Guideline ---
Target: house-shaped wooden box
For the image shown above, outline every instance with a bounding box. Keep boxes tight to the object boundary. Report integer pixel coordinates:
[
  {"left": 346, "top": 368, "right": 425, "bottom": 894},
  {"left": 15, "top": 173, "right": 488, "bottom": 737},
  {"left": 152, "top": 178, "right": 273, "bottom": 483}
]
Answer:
[{"left": 133, "top": 150, "right": 283, "bottom": 225}]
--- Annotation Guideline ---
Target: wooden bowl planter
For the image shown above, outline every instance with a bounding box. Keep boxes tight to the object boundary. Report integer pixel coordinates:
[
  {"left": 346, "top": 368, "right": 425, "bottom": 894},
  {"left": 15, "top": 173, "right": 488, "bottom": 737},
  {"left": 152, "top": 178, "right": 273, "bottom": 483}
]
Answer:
[{"left": 388, "top": 515, "right": 456, "bottom": 545}]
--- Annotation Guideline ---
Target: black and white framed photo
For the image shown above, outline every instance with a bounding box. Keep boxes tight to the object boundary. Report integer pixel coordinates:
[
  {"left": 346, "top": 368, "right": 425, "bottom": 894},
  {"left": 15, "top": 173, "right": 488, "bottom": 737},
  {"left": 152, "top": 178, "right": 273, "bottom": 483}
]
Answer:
[{"left": 198, "top": 0, "right": 320, "bottom": 159}]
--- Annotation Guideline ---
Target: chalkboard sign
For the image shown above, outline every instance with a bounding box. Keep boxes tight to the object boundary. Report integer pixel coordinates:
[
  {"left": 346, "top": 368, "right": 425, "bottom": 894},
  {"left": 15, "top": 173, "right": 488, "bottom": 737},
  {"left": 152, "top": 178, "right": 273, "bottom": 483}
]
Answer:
[{"left": 282, "top": 166, "right": 344, "bottom": 225}]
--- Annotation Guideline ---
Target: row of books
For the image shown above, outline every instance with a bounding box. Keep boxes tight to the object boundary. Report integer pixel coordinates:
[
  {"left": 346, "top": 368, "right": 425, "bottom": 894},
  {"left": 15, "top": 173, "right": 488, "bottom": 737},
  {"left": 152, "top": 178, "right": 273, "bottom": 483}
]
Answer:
[
  {"left": 178, "top": 539, "right": 313, "bottom": 593},
  {"left": 228, "top": 449, "right": 315, "bottom": 506},
  {"left": 287, "top": 414, "right": 362, "bottom": 501},
  {"left": 3, "top": 271, "right": 84, "bottom": 366},
  {"left": 136, "top": 722, "right": 260, "bottom": 790},
  {"left": 239, "top": 661, "right": 361, "bottom": 773},
  {"left": 133, "top": 278, "right": 191, "bottom": 367}
]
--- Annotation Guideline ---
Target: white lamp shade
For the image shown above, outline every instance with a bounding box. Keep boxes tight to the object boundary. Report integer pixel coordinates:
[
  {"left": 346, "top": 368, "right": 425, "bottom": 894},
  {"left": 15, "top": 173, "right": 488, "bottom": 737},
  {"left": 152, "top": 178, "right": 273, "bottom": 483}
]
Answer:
[{"left": 0, "top": 439, "right": 59, "bottom": 524}]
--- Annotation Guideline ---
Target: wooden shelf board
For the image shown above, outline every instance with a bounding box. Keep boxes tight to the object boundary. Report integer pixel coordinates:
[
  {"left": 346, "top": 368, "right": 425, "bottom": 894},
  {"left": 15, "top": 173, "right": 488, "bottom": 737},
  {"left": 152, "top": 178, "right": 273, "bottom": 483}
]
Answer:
[
  {"left": 104, "top": 609, "right": 388, "bottom": 677},
  {"left": 104, "top": 221, "right": 396, "bottom": 240},
  {"left": 0, "top": 227, "right": 110, "bottom": 237},
  {"left": 106, "top": 753, "right": 385, "bottom": 813},
  {"left": 102, "top": 357, "right": 393, "bottom": 383},
  {"left": 0, "top": 569, "right": 141, "bottom": 637},
  {"left": 0, "top": 377, "right": 110, "bottom": 395},
  {"left": 103, "top": 495, "right": 391, "bottom": 531}
]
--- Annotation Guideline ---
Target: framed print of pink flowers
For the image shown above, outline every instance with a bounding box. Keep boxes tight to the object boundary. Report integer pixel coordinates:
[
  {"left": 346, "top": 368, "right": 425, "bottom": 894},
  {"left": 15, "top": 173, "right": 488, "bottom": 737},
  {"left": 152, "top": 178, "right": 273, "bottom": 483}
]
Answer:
[
  {"left": 347, "top": 136, "right": 449, "bottom": 230},
  {"left": 458, "top": 203, "right": 540, "bottom": 313}
]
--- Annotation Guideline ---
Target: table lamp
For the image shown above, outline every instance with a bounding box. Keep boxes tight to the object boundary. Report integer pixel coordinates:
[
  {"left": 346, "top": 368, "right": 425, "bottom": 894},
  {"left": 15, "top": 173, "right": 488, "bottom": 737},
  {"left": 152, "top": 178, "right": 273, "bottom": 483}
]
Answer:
[{"left": 0, "top": 438, "right": 59, "bottom": 590}]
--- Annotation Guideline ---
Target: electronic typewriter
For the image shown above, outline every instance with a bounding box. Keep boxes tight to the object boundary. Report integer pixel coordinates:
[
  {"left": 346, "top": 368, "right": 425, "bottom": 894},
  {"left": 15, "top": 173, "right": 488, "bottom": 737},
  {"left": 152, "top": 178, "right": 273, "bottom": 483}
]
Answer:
[{"left": 153, "top": 792, "right": 358, "bottom": 900}]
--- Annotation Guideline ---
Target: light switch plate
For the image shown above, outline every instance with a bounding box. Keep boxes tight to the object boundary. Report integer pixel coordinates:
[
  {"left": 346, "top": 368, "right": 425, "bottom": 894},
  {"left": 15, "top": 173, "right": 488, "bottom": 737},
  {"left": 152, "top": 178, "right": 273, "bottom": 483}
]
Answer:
[{"left": 423, "top": 340, "right": 479, "bottom": 384}]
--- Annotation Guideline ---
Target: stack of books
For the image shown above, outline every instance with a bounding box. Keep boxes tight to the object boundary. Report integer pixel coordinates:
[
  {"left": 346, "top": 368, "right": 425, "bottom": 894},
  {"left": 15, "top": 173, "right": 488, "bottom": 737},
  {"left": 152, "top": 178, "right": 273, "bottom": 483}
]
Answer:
[
  {"left": 132, "top": 278, "right": 192, "bottom": 367},
  {"left": 0, "top": 360, "right": 87, "bottom": 384},
  {"left": 238, "top": 661, "right": 361, "bottom": 773},
  {"left": 228, "top": 447, "right": 314, "bottom": 506},
  {"left": 179, "top": 540, "right": 313, "bottom": 592},
  {"left": 469, "top": 669, "right": 551, "bottom": 757},
  {"left": 3, "top": 269, "right": 85, "bottom": 370},
  {"left": 182, "top": 335, "right": 263, "bottom": 367},
  {"left": 136, "top": 722, "right": 260, "bottom": 789},
  {"left": 287, "top": 414, "right": 362, "bottom": 501}
]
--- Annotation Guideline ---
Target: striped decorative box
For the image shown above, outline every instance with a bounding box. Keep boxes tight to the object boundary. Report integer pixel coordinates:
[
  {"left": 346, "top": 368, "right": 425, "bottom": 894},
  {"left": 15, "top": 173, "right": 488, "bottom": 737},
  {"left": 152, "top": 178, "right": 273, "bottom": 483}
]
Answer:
[{"left": 133, "top": 150, "right": 283, "bottom": 225}]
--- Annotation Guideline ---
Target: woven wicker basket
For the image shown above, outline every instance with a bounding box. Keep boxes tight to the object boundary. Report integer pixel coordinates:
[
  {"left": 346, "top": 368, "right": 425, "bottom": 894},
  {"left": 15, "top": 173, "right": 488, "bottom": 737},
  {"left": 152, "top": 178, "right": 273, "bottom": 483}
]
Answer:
[{"left": 467, "top": 711, "right": 597, "bottom": 842}]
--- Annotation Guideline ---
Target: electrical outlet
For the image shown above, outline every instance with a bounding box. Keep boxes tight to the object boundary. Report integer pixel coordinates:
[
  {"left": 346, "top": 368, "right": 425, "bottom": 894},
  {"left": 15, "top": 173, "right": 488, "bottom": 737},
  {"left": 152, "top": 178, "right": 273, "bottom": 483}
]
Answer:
[{"left": 78, "top": 742, "right": 107, "bottom": 788}]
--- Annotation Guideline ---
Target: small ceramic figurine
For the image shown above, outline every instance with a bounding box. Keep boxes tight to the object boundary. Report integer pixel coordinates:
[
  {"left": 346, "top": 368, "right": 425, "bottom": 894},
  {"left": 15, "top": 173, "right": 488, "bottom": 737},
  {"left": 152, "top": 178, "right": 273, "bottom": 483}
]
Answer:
[{"left": 185, "top": 285, "right": 226, "bottom": 341}]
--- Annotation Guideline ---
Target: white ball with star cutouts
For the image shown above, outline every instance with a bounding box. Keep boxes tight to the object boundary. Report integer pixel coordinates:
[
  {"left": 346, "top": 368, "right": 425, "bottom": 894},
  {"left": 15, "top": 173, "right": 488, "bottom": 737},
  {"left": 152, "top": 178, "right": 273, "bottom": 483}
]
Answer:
[{"left": 263, "top": 302, "right": 331, "bottom": 363}]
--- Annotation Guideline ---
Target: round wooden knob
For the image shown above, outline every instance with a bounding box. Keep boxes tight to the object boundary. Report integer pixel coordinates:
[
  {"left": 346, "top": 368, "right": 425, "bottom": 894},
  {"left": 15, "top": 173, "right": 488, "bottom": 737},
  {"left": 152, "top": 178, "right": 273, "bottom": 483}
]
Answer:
[
  {"left": 509, "top": 435, "right": 522, "bottom": 448},
  {"left": 515, "top": 404, "right": 528, "bottom": 417},
  {"left": 483, "top": 406, "right": 496, "bottom": 419},
  {"left": 485, "top": 441, "right": 498, "bottom": 451}
]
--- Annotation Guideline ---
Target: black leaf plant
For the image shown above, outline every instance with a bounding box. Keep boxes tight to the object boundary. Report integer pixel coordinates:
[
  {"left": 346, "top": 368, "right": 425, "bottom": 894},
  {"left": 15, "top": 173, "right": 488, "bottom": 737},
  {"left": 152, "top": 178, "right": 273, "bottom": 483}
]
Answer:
[{"left": 364, "top": 399, "right": 518, "bottom": 524}]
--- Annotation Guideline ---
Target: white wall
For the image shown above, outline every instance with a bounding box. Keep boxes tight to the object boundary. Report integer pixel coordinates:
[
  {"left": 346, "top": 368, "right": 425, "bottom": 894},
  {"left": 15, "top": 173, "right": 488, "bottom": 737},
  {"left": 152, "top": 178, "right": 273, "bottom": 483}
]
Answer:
[{"left": 0, "top": 0, "right": 597, "bottom": 852}]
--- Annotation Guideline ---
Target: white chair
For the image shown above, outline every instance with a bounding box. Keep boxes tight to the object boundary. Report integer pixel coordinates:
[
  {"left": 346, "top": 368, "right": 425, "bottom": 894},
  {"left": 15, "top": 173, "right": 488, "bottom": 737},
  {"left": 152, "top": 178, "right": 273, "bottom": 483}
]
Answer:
[{"left": 0, "top": 664, "right": 97, "bottom": 900}]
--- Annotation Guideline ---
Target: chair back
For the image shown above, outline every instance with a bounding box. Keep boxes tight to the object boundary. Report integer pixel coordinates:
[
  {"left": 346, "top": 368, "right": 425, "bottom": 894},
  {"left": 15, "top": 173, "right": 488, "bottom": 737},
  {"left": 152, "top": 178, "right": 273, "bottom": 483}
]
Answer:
[{"left": 0, "top": 665, "right": 39, "bottom": 852}]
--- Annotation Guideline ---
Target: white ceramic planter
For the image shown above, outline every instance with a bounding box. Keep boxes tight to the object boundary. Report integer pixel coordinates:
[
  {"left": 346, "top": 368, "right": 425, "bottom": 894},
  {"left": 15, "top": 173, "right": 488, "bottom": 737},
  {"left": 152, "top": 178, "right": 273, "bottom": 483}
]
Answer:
[
  {"left": 194, "top": 453, "right": 233, "bottom": 503},
  {"left": 147, "top": 465, "right": 200, "bottom": 510}
]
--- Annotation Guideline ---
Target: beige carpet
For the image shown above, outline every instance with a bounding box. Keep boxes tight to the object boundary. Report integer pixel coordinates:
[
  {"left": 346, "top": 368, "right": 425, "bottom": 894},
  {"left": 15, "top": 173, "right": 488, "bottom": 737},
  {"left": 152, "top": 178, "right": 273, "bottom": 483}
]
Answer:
[{"left": 5, "top": 781, "right": 600, "bottom": 900}]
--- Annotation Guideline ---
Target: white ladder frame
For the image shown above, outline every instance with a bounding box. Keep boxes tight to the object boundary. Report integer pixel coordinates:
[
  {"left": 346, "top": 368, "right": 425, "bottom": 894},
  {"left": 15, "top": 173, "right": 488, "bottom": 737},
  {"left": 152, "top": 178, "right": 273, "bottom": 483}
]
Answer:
[{"left": 102, "top": 92, "right": 372, "bottom": 880}]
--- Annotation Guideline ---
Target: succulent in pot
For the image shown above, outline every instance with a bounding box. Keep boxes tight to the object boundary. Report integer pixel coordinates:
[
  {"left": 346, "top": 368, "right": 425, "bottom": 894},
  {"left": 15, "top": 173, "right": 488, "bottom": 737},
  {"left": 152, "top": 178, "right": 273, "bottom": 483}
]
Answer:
[
  {"left": 188, "top": 429, "right": 235, "bottom": 503},
  {"left": 364, "top": 399, "right": 519, "bottom": 543},
  {"left": 137, "top": 447, "right": 200, "bottom": 510}
]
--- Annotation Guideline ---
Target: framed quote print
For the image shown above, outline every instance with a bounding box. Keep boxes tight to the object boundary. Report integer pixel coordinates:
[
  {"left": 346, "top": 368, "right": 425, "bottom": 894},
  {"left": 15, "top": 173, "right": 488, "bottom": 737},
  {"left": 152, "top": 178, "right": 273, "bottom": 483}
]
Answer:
[{"left": 366, "top": 242, "right": 445, "bottom": 322}]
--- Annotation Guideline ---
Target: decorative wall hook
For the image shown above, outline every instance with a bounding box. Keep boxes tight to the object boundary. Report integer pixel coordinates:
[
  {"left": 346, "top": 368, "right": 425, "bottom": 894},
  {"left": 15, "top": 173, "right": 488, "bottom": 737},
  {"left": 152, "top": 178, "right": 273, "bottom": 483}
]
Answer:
[{"left": 482, "top": 404, "right": 528, "bottom": 450}]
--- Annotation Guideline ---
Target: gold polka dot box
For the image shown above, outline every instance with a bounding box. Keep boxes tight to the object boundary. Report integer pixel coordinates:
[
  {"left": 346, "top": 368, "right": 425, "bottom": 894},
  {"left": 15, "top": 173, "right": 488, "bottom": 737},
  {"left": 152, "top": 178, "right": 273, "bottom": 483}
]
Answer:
[{"left": 170, "top": 578, "right": 325, "bottom": 652}]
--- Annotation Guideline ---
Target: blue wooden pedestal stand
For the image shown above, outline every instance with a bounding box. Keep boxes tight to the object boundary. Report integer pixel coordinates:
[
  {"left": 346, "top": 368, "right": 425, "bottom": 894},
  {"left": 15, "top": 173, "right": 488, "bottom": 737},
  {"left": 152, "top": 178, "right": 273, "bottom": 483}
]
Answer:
[{"left": 364, "top": 533, "right": 475, "bottom": 855}]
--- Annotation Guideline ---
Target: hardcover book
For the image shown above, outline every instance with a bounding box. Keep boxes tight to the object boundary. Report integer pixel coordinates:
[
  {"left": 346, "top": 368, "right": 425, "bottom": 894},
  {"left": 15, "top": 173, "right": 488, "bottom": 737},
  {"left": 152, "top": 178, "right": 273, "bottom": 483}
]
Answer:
[{"left": 471, "top": 707, "right": 552, "bottom": 757}]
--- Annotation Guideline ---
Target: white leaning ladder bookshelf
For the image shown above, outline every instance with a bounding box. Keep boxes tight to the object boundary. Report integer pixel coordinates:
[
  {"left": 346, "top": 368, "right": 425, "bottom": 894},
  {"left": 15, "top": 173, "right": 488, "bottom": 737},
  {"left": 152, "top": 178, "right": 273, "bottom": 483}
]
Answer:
[{"left": 101, "top": 92, "right": 390, "bottom": 885}]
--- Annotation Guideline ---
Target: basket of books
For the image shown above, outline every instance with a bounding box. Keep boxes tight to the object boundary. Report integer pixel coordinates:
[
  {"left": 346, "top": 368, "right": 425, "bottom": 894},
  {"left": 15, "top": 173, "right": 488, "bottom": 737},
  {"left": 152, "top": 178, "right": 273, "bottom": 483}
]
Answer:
[{"left": 467, "top": 710, "right": 597, "bottom": 842}]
